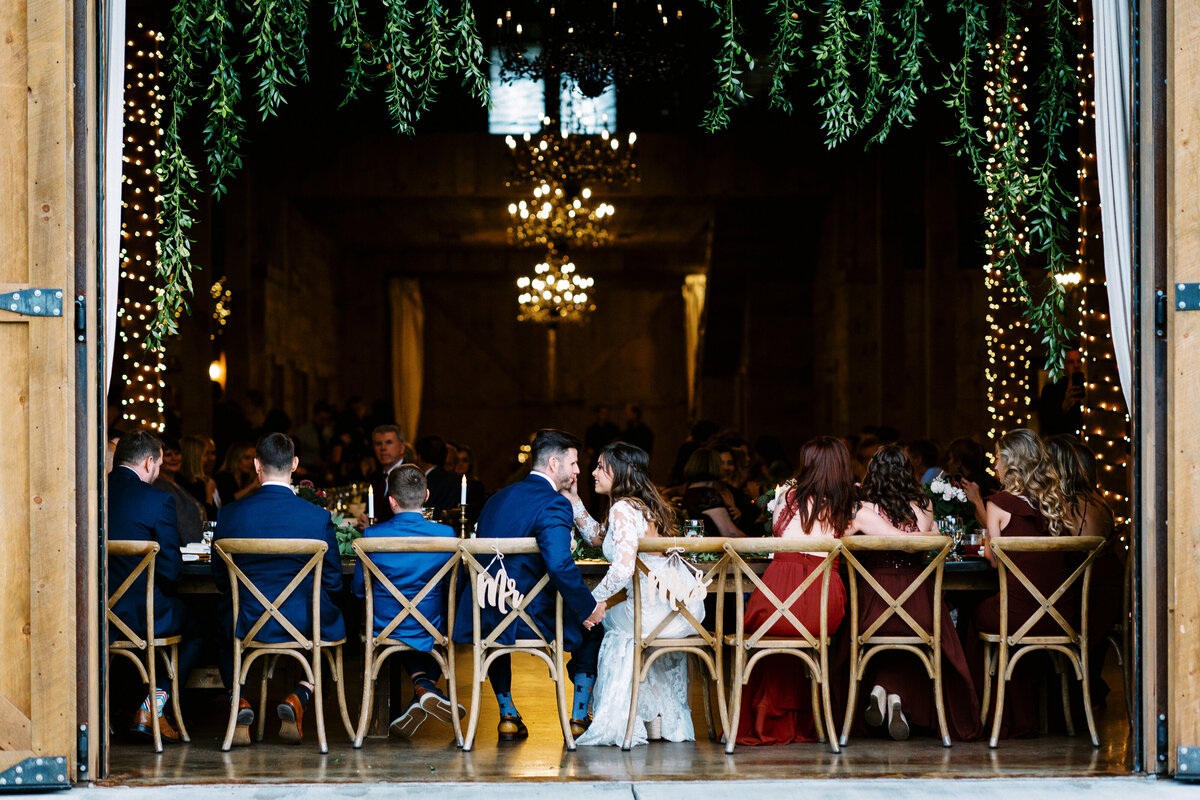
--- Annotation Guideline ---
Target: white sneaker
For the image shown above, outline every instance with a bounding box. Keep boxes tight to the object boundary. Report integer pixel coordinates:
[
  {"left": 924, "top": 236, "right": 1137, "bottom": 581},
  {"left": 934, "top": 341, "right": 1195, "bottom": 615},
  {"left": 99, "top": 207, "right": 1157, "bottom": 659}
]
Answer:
[
  {"left": 864, "top": 685, "right": 886, "bottom": 727},
  {"left": 645, "top": 716, "right": 663, "bottom": 741},
  {"left": 886, "top": 693, "right": 910, "bottom": 741}
]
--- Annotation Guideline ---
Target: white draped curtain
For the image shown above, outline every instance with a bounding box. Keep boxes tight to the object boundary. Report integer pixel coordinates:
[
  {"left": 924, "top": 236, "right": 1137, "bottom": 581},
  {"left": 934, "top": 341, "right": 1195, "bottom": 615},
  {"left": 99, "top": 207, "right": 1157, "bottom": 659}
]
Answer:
[
  {"left": 1094, "top": 0, "right": 1134, "bottom": 409},
  {"left": 103, "top": 0, "right": 126, "bottom": 392},
  {"left": 682, "top": 274, "right": 707, "bottom": 417},
  {"left": 389, "top": 278, "right": 424, "bottom": 441}
]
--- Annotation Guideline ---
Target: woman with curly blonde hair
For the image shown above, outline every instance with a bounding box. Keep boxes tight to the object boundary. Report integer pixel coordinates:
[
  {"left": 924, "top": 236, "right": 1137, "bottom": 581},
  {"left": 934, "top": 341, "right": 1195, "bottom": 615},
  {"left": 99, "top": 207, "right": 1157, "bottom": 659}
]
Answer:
[{"left": 969, "top": 428, "right": 1081, "bottom": 739}]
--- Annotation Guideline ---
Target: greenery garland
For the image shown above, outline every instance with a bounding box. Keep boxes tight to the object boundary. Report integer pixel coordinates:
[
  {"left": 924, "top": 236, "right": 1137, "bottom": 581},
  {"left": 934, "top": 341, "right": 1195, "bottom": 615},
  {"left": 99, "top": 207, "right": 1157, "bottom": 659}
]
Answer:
[{"left": 149, "top": 0, "right": 1083, "bottom": 376}]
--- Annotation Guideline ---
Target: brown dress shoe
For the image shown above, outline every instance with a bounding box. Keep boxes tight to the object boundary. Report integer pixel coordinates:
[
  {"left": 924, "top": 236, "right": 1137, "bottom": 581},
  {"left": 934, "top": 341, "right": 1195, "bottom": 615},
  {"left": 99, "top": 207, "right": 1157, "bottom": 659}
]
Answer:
[
  {"left": 569, "top": 717, "right": 591, "bottom": 738},
  {"left": 232, "top": 698, "right": 254, "bottom": 746},
  {"left": 497, "top": 715, "right": 528, "bottom": 741},
  {"left": 131, "top": 707, "right": 181, "bottom": 743},
  {"left": 277, "top": 693, "right": 304, "bottom": 744}
]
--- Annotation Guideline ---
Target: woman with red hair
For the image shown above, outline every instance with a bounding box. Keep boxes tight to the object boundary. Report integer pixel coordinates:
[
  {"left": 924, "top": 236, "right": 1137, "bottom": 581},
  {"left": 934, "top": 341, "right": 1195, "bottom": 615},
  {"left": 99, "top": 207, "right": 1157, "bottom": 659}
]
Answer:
[{"left": 735, "top": 436, "right": 904, "bottom": 746}]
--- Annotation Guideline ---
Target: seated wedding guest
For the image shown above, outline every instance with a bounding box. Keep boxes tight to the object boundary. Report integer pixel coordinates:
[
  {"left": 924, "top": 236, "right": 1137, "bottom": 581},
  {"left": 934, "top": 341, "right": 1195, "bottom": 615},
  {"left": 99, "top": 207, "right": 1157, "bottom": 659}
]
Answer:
[
  {"left": 358, "top": 424, "right": 405, "bottom": 526},
  {"left": 1046, "top": 435, "right": 1121, "bottom": 706},
  {"left": 414, "top": 434, "right": 458, "bottom": 515},
  {"left": 967, "top": 429, "right": 1073, "bottom": 739},
  {"left": 851, "top": 435, "right": 881, "bottom": 483},
  {"left": 180, "top": 435, "right": 218, "bottom": 519},
  {"left": 351, "top": 465, "right": 463, "bottom": 736},
  {"left": 716, "top": 444, "right": 759, "bottom": 535},
  {"left": 152, "top": 437, "right": 205, "bottom": 545},
  {"left": 109, "top": 429, "right": 204, "bottom": 741},
  {"left": 565, "top": 442, "right": 705, "bottom": 746},
  {"left": 455, "top": 444, "right": 487, "bottom": 525},
  {"left": 668, "top": 420, "right": 719, "bottom": 486},
  {"left": 737, "top": 436, "right": 905, "bottom": 746},
  {"left": 294, "top": 401, "right": 336, "bottom": 483},
  {"left": 905, "top": 439, "right": 943, "bottom": 484},
  {"left": 681, "top": 448, "right": 743, "bottom": 537},
  {"left": 849, "top": 446, "right": 982, "bottom": 741},
  {"left": 214, "top": 441, "right": 260, "bottom": 507},
  {"left": 952, "top": 437, "right": 1003, "bottom": 526},
  {"left": 212, "top": 433, "right": 345, "bottom": 746}
]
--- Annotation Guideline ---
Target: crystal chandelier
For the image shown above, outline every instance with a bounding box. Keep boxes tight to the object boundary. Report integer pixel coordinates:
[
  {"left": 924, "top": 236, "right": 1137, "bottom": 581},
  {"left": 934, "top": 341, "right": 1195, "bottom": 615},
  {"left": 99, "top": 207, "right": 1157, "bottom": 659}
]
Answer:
[
  {"left": 508, "top": 182, "right": 615, "bottom": 249},
  {"left": 504, "top": 122, "right": 638, "bottom": 190},
  {"left": 516, "top": 248, "right": 596, "bottom": 323}
]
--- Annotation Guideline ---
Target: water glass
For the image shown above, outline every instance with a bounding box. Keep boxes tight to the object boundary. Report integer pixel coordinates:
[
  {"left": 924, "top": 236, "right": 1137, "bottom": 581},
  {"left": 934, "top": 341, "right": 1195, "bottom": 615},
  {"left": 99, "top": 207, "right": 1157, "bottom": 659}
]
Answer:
[{"left": 941, "top": 516, "right": 964, "bottom": 561}]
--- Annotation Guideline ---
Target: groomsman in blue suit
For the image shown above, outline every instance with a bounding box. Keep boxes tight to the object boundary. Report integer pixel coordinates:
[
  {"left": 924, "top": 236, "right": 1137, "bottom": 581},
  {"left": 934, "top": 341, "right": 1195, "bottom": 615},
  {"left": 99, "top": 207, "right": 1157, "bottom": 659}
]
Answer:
[
  {"left": 108, "top": 429, "right": 204, "bottom": 742},
  {"left": 352, "top": 464, "right": 463, "bottom": 736},
  {"left": 453, "top": 429, "right": 605, "bottom": 740},
  {"left": 213, "top": 433, "right": 345, "bottom": 746}
]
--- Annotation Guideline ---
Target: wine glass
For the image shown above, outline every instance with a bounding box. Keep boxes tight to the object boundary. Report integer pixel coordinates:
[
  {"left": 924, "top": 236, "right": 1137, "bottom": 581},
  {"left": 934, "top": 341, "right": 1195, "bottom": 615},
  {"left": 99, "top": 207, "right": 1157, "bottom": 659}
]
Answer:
[{"left": 942, "top": 516, "right": 964, "bottom": 561}]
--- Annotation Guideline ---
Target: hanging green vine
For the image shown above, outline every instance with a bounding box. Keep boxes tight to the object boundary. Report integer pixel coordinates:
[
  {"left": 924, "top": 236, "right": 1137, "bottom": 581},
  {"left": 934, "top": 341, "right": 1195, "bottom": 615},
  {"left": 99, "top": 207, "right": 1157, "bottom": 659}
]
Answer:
[{"left": 148, "top": 0, "right": 1085, "bottom": 374}]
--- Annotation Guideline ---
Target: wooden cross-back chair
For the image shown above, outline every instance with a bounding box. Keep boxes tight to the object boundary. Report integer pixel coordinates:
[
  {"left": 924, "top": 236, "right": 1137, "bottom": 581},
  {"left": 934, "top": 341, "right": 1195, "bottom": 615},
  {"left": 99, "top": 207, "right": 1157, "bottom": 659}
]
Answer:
[
  {"left": 106, "top": 540, "right": 190, "bottom": 753},
  {"left": 623, "top": 537, "right": 733, "bottom": 751},
  {"left": 722, "top": 537, "right": 843, "bottom": 754},
  {"left": 352, "top": 536, "right": 463, "bottom": 748},
  {"left": 838, "top": 534, "right": 954, "bottom": 747},
  {"left": 213, "top": 538, "right": 354, "bottom": 753},
  {"left": 458, "top": 538, "right": 575, "bottom": 751},
  {"left": 977, "top": 535, "right": 1106, "bottom": 749}
]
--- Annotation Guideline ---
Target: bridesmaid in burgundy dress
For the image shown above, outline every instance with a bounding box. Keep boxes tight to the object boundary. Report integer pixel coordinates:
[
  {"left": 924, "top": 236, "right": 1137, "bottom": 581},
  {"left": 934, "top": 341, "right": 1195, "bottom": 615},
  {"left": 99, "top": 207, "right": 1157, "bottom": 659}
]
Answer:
[
  {"left": 849, "top": 446, "right": 983, "bottom": 741},
  {"left": 736, "top": 437, "right": 906, "bottom": 746},
  {"left": 967, "top": 428, "right": 1073, "bottom": 739}
]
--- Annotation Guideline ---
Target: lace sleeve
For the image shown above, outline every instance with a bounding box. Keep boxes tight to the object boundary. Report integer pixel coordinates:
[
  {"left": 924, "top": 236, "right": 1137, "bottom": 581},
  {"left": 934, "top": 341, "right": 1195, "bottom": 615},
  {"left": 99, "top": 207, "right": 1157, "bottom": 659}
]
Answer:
[
  {"left": 569, "top": 496, "right": 604, "bottom": 547},
  {"left": 591, "top": 500, "right": 646, "bottom": 603}
]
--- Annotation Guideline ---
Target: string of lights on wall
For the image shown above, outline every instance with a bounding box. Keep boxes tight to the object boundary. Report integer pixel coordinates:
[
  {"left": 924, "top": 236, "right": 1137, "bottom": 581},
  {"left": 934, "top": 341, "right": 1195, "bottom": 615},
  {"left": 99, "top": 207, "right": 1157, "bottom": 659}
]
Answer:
[
  {"left": 982, "top": 29, "right": 1034, "bottom": 441},
  {"left": 1074, "top": 6, "right": 1131, "bottom": 530},
  {"left": 117, "top": 22, "right": 166, "bottom": 432}
]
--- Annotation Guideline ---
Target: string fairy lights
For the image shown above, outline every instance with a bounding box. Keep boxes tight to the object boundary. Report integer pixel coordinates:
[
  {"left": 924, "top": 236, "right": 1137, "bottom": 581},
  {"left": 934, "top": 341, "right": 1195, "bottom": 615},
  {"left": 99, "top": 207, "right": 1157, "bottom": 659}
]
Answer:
[
  {"left": 117, "top": 22, "right": 166, "bottom": 432},
  {"left": 982, "top": 26, "right": 1035, "bottom": 441}
]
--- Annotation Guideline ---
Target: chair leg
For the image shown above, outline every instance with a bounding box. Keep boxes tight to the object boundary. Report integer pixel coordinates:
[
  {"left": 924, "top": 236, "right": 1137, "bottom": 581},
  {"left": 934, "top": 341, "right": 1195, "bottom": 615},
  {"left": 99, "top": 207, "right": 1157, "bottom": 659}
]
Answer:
[
  {"left": 1080, "top": 651, "right": 1101, "bottom": 747},
  {"left": 819, "top": 672, "right": 840, "bottom": 755},
  {"left": 724, "top": 648, "right": 744, "bottom": 755},
  {"left": 932, "top": 650, "right": 951, "bottom": 748},
  {"left": 840, "top": 652, "right": 862, "bottom": 747},
  {"left": 446, "top": 645, "right": 463, "bottom": 749},
  {"left": 622, "top": 646, "right": 644, "bottom": 751},
  {"left": 810, "top": 671, "right": 826, "bottom": 744},
  {"left": 462, "top": 647, "right": 484, "bottom": 752},
  {"left": 1057, "top": 655, "right": 1076, "bottom": 737},
  {"left": 988, "top": 648, "right": 1008, "bottom": 749},
  {"left": 329, "top": 646, "right": 354, "bottom": 740},
  {"left": 980, "top": 643, "right": 995, "bottom": 724},
  {"left": 221, "top": 648, "right": 244, "bottom": 752},
  {"left": 697, "top": 656, "right": 716, "bottom": 742},
  {"left": 145, "top": 645, "right": 163, "bottom": 754},
  {"left": 313, "top": 649, "right": 329, "bottom": 754},
  {"left": 555, "top": 647, "right": 576, "bottom": 751},
  {"left": 256, "top": 655, "right": 272, "bottom": 743},
  {"left": 167, "top": 644, "right": 190, "bottom": 742},
  {"left": 354, "top": 643, "right": 375, "bottom": 748}
]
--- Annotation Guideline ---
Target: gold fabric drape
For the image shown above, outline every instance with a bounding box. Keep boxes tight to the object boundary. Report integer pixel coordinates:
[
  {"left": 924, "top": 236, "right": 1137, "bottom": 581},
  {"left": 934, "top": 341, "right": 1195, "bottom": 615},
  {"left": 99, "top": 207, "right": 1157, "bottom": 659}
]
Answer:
[
  {"left": 682, "top": 274, "right": 707, "bottom": 418},
  {"left": 389, "top": 278, "right": 424, "bottom": 441}
]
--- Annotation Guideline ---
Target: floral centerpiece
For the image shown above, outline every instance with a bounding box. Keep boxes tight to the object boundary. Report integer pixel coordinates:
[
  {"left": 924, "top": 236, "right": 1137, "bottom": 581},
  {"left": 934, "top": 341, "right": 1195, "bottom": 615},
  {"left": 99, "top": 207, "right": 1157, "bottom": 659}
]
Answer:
[
  {"left": 296, "top": 480, "right": 362, "bottom": 557},
  {"left": 754, "top": 486, "right": 779, "bottom": 536},
  {"left": 923, "top": 476, "right": 980, "bottom": 532}
]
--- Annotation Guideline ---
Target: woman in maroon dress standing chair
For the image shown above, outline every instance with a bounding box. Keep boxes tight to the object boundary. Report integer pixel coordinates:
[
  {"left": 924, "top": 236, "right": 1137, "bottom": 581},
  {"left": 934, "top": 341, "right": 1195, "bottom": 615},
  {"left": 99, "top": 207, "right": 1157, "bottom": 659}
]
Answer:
[
  {"left": 850, "top": 445, "right": 982, "bottom": 741},
  {"left": 969, "top": 428, "right": 1072, "bottom": 739}
]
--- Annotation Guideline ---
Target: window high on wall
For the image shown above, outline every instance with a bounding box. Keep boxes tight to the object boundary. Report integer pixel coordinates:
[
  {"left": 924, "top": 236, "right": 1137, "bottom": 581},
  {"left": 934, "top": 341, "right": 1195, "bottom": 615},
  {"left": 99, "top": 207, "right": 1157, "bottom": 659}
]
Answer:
[{"left": 488, "top": 46, "right": 618, "bottom": 134}]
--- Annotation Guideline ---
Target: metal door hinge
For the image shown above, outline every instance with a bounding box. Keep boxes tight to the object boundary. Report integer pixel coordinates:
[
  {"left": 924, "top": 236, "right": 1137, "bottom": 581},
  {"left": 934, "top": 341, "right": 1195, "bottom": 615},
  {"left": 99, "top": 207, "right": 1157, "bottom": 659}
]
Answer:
[
  {"left": 75, "top": 296, "right": 86, "bottom": 342},
  {"left": 0, "top": 757, "right": 70, "bottom": 791},
  {"left": 3, "top": 288, "right": 63, "bottom": 317},
  {"left": 1174, "top": 282, "right": 1200, "bottom": 310},
  {"left": 1179, "top": 745, "right": 1200, "bottom": 779},
  {"left": 77, "top": 723, "right": 89, "bottom": 778},
  {"left": 1155, "top": 289, "right": 1168, "bottom": 338}
]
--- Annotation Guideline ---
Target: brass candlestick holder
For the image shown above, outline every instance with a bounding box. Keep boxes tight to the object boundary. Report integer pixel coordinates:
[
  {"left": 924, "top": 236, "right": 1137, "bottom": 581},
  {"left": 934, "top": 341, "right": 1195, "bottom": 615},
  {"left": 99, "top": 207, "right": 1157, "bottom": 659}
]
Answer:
[{"left": 458, "top": 504, "right": 470, "bottom": 538}]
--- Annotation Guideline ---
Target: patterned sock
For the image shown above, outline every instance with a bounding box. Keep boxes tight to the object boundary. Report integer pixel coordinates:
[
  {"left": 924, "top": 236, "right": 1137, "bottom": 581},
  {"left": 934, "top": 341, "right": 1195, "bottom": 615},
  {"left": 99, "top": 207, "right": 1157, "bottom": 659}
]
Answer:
[
  {"left": 292, "top": 684, "right": 314, "bottom": 708},
  {"left": 495, "top": 691, "right": 518, "bottom": 719},
  {"left": 572, "top": 673, "right": 596, "bottom": 720},
  {"left": 140, "top": 689, "right": 168, "bottom": 718}
]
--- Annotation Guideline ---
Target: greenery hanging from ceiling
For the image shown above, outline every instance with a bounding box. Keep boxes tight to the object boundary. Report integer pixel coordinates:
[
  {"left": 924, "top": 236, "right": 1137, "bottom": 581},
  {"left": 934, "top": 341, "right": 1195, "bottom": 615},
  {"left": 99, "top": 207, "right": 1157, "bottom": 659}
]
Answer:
[{"left": 150, "top": 0, "right": 1080, "bottom": 374}]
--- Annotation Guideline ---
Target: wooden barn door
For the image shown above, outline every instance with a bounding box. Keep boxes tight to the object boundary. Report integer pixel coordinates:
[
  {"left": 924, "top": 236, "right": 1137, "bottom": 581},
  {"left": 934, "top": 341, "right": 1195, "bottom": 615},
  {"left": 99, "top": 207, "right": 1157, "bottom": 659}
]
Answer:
[{"left": 0, "top": 0, "right": 83, "bottom": 784}]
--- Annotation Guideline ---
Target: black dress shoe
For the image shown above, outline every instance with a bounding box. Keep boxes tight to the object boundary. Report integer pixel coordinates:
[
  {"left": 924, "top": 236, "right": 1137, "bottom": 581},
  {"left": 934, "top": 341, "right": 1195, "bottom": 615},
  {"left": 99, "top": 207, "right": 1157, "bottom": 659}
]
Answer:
[{"left": 498, "top": 715, "right": 528, "bottom": 741}]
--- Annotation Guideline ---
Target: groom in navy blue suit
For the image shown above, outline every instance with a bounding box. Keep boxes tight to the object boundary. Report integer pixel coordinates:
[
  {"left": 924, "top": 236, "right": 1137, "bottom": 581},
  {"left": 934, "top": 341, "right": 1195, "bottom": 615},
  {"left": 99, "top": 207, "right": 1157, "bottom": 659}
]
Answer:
[
  {"left": 453, "top": 429, "right": 605, "bottom": 740},
  {"left": 213, "top": 432, "right": 345, "bottom": 745}
]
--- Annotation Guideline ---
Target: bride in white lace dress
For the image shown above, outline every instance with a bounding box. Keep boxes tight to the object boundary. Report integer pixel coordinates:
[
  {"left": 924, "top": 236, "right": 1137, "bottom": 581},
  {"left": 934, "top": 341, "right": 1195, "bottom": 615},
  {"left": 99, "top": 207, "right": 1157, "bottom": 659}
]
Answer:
[{"left": 563, "top": 442, "right": 706, "bottom": 747}]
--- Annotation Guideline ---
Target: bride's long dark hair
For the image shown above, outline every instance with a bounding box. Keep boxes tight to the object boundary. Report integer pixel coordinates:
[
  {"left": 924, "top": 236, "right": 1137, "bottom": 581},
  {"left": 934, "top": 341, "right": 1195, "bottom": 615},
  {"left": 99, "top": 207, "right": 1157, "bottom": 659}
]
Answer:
[
  {"left": 860, "top": 445, "right": 930, "bottom": 529},
  {"left": 599, "top": 442, "right": 677, "bottom": 535}
]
